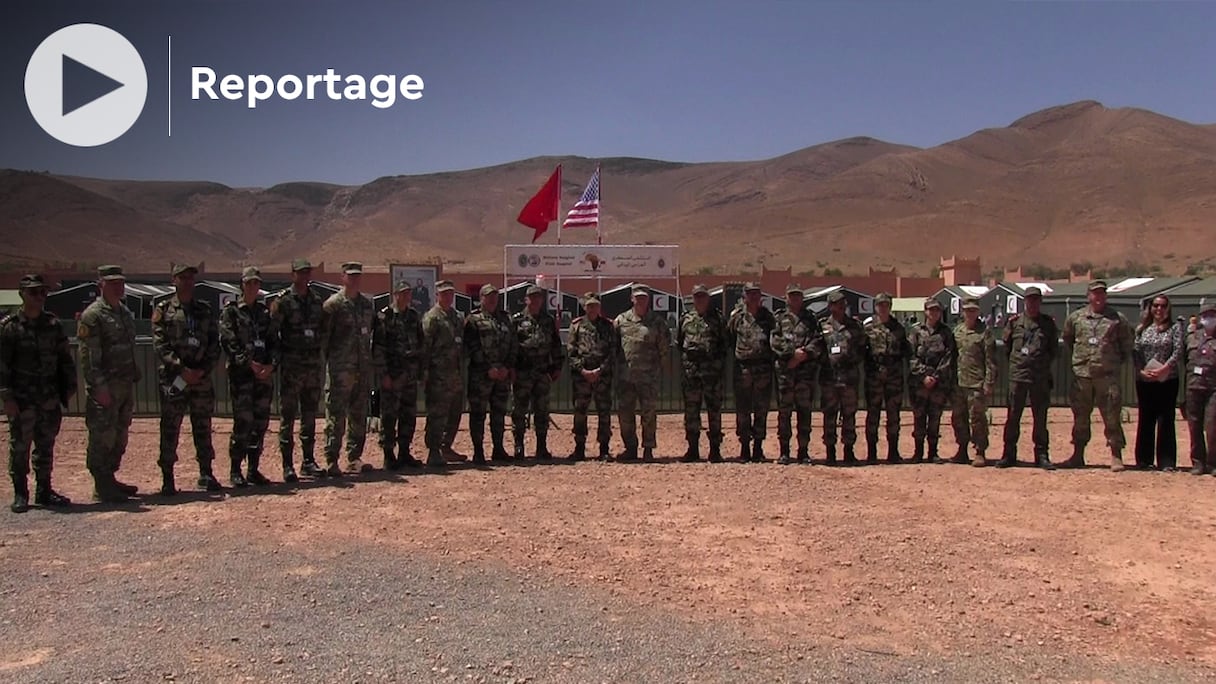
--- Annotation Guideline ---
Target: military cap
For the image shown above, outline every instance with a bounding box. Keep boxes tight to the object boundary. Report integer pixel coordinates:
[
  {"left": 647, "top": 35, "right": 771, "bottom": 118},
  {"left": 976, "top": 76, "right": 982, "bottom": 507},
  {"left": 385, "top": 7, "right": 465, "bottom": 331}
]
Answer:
[
  {"left": 786, "top": 283, "right": 803, "bottom": 296},
  {"left": 394, "top": 279, "right": 413, "bottom": 293},
  {"left": 826, "top": 291, "right": 846, "bottom": 304},
  {"left": 583, "top": 292, "right": 601, "bottom": 306},
  {"left": 743, "top": 282, "right": 761, "bottom": 292},
  {"left": 874, "top": 293, "right": 893, "bottom": 306},
  {"left": 924, "top": 298, "right": 943, "bottom": 310},
  {"left": 1088, "top": 280, "right": 1107, "bottom": 292},
  {"left": 18, "top": 274, "right": 46, "bottom": 290},
  {"left": 525, "top": 285, "right": 545, "bottom": 297},
  {"left": 1024, "top": 286, "right": 1043, "bottom": 298},
  {"left": 291, "top": 258, "right": 313, "bottom": 272},
  {"left": 97, "top": 265, "right": 125, "bottom": 281},
  {"left": 631, "top": 285, "right": 650, "bottom": 297},
  {"left": 241, "top": 266, "right": 263, "bottom": 283},
  {"left": 341, "top": 261, "right": 363, "bottom": 275},
  {"left": 1201, "top": 302, "right": 1216, "bottom": 315},
  {"left": 171, "top": 263, "right": 198, "bottom": 277},
  {"left": 691, "top": 284, "right": 709, "bottom": 297},
  {"left": 479, "top": 283, "right": 498, "bottom": 297},
  {"left": 962, "top": 297, "right": 981, "bottom": 310},
  {"left": 435, "top": 279, "right": 455, "bottom": 293}
]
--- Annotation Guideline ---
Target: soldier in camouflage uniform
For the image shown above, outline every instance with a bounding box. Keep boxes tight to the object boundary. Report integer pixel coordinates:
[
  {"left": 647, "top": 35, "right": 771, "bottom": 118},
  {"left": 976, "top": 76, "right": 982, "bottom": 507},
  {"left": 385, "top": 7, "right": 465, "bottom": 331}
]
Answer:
[
  {"left": 819, "top": 291, "right": 866, "bottom": 464},
  {"left": 512, "top": 286, "right": 564, "bottom": 461},
  {"left": 728, "top": 283, "right": 776, "bottom": 462},
  {"left": 614, "top": 286, "right": 670, "bottom": 461},
  {"left": 271, "top": 259, "right": 326, "bottom": 480},
  {"left": 78, "top": 265, "right": 142, "bottom": 502},
  {"left": 1183, "top": 302, "right": 1216, "bottom": 475},
  {"left": 863, "top": 292, "right": 910, "bottom": 463},
  {"left": 463, "top": 283, "right": 515, "bottom": 464},
  {"left": 567, "top": 292, "right": 615, "bottom": 461},
  {"left": 951, "top": 297, "right": 997, "bottom": 467},
  {"left": 1000, "top": 286, "right": 1058, "bottom": 469},
  {"left": 678, "top": 284, "right": 728, "bottom": 463},
  {"left": 770, "top": 285, "right": 824, "bottom": 464},
  {"left": 1062, "top": 280, "right": 1133, "bottom": 470},
  {"left": 373, "top": 279, "right": 425, "bottom": 470},
  {"left": 908, "top": 298, "right": 956, "bottom": 463},
  {"left": 219, "top": 267, "right": 279, "bottom": 488},
  {"left": 422, "top": 280, "right": 464, "bottom": 467},
  {"left": 1, "top": 275, "right": 76, "bottom": 512},
  {"left": 320, "top": 262, "right": 375, "bottom": 475},
  {"left": 152, "top": 264, "right": 222, "bottom": 494}
]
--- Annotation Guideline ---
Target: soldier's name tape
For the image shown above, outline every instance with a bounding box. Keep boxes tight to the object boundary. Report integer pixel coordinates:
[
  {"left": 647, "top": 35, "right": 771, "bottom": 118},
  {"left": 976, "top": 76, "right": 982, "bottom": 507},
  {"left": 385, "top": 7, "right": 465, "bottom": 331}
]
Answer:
[{"left": 192, "top": 68, "right": 424, "bottom": 109}]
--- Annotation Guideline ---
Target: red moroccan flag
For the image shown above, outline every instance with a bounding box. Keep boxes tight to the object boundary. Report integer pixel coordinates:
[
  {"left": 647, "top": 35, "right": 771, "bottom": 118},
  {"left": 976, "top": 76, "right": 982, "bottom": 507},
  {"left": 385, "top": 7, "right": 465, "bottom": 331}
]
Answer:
[{"left": 516, "top": 164, "right": 562, "bottom": 243}]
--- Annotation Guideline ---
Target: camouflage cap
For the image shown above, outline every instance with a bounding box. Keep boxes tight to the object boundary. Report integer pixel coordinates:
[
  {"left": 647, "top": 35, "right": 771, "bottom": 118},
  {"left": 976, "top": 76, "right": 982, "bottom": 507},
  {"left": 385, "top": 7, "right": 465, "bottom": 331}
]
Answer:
[
  {"left": 18, "top": 274, "right": 46, "bottom": 290},
  {"left": 394, "top": 279, "right": 413, "bottom": 293},
  {"left": 479, "top": 283, "right": 498, "bottom": 297},
  {"left": 291, "top": 258, "right": 313, "bottom": 272},
  {"left": 97, "top": 265, "right": 125, "bottom": 281},
  {"left": 962, "top": 297, "right": 981, "bottom": 310},
  {"left": 1088, "top": 280, "right": 1108, "bottom": 292},
  {"left": 525, "top": 285, "right": 544, "bottom": 297},
  {"left": 1024, "top": 286, "right": 1044, "bottom": 298},
  {"left": 435, "top": 279, "right": 455, "bottom": 293},
  {"left": 691, "top": 284, "right": 709, "bottom": 297},
  {"left": 924, "top": 298, "right": 943, "bottom": 310},
  {"left": 743, "top": 282, "right": 761, "bottom": 292},
  {"left": 631, "top": 284, "right": 650, "bottom": 297},
  {"left": 240, "top": 266, "right": 263, "bottom": 283},
  {"left": 874, "top": 292, "right": 893, "bottom": 305},
  {"left": 583, "top": 292, "right": 601, "bottom": 306},
  {"left": 785, "top": 283, "right": 803, "bottom": 296},
  {"left": 341, "top": 261, "right": 363, "bottom": 275},
  {"left": 171, "top": 263, "right": 198, "bottom": 277},
  {"left": 826, "top": 291, "right": 846, "bottom": 304}
]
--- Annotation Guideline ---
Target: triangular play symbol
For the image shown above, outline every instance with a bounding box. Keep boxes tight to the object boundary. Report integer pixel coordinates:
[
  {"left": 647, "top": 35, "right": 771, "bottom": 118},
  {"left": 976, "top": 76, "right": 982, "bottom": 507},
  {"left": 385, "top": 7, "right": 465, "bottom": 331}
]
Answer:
[{"left": 62, "top": 54, "right": 124, "bottom": 116}]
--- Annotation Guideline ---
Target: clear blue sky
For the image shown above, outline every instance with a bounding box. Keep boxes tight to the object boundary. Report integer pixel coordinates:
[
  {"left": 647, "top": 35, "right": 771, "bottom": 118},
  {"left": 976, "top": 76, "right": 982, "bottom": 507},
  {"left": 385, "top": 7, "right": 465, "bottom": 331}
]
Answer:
[{"left": 2, "top": 0, "right": 1213, "bottom": 187}]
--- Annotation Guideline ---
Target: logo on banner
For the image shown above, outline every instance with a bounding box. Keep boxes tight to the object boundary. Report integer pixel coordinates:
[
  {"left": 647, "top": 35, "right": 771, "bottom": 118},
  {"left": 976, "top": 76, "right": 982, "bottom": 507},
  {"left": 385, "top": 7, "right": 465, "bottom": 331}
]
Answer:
[
  {"left": 1006, "top": 297, "right": 1018, "bottom": 314},
  {"left": 653, "top": 294, "right": 669, "bottom": 312},
  {"left": 547, "top": 293, "right": 559, "bottom": 310},
  {"left": 859, "top": 298, "right": 874, "bottom": 314},
  {"left": 950, "top": 297, "right": 960, "bottom": 314}
]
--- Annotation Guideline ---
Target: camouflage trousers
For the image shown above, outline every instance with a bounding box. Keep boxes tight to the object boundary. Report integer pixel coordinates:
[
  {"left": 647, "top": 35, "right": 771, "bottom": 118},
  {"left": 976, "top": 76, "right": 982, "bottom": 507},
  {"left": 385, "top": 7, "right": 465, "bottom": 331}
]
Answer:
[
  {"left": 380, "top": 372, "right": 419, "bottom": 456},
  {"left": 324, "top": 369, "right": 370, "bottom": 466},
  {"left": 820, "top": 381, "right": 859, "bottom": 447},
  {"left": 864, "top": 367, "right": 903, "bottom": 444},
  {"left": 230, "top": 375, "right": 273, "bottom": 463},
  {"left": 733, "top": 361, "right": 772, "bottom": 443},
  {"left": 775, "top": 368, "right": 814, "bottom": 448},
  {"left": 682, "top": 366, "right": 723, "bottom": 444},
  {"left": 1185, "top": 387, "right": 1216, "bottom": 469},
  {"left": 1070, "top": 374, "right": 1125, "bottom": 450},
  {"left": 911, "top": 383, "right": 950, "bottom": 443},
  {"left": 1004, "top": 380, "right": 1050, "bottom": 459},
  {"left": 279, "top": 362, "right": 323, "bottom": 461},
  {"left": 7, "top": 398, "right": 62, "bottom": 481},
  {"left": 951, "top": 387, "right": 989, "bottom": 453},
  {"left": 85, "top": 381, "right": 134, "bottom": 476},
  {"left": 512, "top": 369, "right": 553, "bottom": 438},
  {"left": 572, "top": 374, "right": 613, "bottom": 445},
  {"left": 158, "top": 379, "right": 216, "bottom": 469},
  {"left": 618, "top": 376, "right": 659, "bottom": 449},
  {"left": 425, "top": 372, "right": 463, "bottom": 452}
]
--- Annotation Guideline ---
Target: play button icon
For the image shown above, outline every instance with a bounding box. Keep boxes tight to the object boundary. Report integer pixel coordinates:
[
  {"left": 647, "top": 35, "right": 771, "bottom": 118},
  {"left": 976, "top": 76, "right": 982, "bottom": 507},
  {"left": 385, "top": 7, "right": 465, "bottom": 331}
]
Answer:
[{"left": 25, "top": 23, "right": 147, "bottom": 147}]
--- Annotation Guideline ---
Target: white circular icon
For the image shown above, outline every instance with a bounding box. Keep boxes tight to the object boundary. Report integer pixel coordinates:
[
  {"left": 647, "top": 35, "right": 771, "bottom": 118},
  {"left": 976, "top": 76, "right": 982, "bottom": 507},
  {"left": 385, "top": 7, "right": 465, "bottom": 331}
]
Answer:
[{"left": 25, "top": 23, "right": 147, "bottom": 147}]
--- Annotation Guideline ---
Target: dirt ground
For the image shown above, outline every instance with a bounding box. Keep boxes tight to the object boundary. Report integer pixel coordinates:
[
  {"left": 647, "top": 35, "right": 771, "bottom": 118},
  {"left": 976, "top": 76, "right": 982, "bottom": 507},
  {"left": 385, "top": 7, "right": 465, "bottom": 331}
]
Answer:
[{"left": 3, "top": 407, "right": 1216, "bottom": 680}]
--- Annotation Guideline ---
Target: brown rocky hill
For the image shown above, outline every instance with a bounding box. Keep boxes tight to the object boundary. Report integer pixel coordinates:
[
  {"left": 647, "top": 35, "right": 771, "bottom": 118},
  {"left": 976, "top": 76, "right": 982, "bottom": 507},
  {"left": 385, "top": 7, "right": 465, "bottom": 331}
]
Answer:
[{"left": 2, "top": 101, "right": 1213, "bottom": 275}]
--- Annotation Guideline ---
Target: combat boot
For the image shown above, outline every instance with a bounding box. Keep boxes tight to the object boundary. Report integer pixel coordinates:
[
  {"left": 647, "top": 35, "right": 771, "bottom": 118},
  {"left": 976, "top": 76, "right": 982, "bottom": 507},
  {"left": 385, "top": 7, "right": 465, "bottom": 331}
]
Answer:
[
  {"left": 911, "top": 441, "right": 924, "bottom": 463},
  {"left": 300, "top": 449, "right": 324, "bottom": 478},
  {"left": 1035, "top": 453, "right": 1056, "bottom": 471},
  {"left": 928, "top": 440, "right": 945, "bottom": 464},
  {"left": 616, "top": 443, "right": 639, "bottom": 462},
  {"left": 282, "top": 452, "right": 299, "bottom": 483},
  {"left": 491, "top": 424, "right": 512, "bottom": 461},
  {"left": 950, "top": 446, "right": 970, "bottom": 465},
  {"left": 842, "top": 444, "right": 857, "bottom": 466},
  {"left": 866, "top": 441, "right": 879, "bottom": 464},
  {"left": 751, "top": 439, "right": 766, "bottom": 463},
  {"left": 10, "top": 476, "right": 29, "bottom": 513},
  {"left": 971, "top": 450, "right": 988, "bottom": 468},
  {"left": 777, "top": 441, "right": 791, "bottom": 465},
  {"left": 708, "top": 441, "right": 723, "bottom": 463},
  {"left": 642, "top": 447, "right": 655, "bottom": 462},
  {"left": 568, "top": 438, "right": 587, "bottom": 462},
  {"left": 383, "top": 446, "right": 399, "bottom": 471},
  {"left": 426, "top": 448, "right": 446, "bottom": 468},
  {"left": 535, "top": 434, "right": 553, "bottom": 461},
  {"left": 738, "top": 441, "right": 751, "bottom": 463},
  {"left": 996, "top": 446, "right": 1016, "bottom": 468},
  {"left": 197, "top": 463, "right": 223, "bottom": 492},
  {"left": 111, "top": 477, "right": 139, "bottom": 495},
  {"left": 472, "top": 441, "right": 487, "bottom": 465},
  {"left": 1110, "top": 449, "right": 1125, "bottom": 473},
  {"left": 1063, "top": 445, "right": 1086, "bottom": 469},
  {"left": 247, "top": 454, "right": 272, "bottom": 485},
  {"left": 825, "top": 444, "right": 837, "bottom": 465},
  {"left": 598, "top": 442, "right": 611, "bottom": 461},
  {"left": 159, "top": 466, "right": 177, "bottom": 497},
  {"left": 680, "top": 436, "right": 700, "bottom": 463},
  {"left": 796, "top": 444, "right": 810, "bottom": 464},
  {"left": 230, "top": 457, "right": 249, "bottom": 488},
  {"left": 92, "top": 473, "right": 129, "bottom": 504},
  {"left": 33, "top": 478, "right": 70, "bottom": 508},
  {"left": 513, "top": 432, "right": 527, "bottom": 460},
  {"left": 886, "top": 439, "right": 903, "bottom": 464}
]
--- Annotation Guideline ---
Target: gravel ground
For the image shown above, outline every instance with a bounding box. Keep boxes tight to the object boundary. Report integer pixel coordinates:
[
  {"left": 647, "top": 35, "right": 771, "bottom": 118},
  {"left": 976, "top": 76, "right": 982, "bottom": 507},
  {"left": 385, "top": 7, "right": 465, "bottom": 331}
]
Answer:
[{"left": 1, "top": 409, "right": 1215, "bottom": 683}]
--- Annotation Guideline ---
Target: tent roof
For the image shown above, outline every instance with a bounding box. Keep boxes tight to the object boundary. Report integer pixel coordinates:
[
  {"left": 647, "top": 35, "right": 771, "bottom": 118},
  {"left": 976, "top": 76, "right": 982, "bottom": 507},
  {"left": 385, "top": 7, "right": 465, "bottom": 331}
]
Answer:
[{"left": 1158, "top": 278, "right": 1216, "bottom": 296}]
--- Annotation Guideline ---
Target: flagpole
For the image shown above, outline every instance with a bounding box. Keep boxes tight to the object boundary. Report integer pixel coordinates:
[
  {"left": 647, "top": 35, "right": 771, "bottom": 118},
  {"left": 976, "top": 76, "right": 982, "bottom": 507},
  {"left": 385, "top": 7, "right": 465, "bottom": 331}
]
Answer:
[{"left": 556, "top": 165, "right": 562, "bottom": 324}]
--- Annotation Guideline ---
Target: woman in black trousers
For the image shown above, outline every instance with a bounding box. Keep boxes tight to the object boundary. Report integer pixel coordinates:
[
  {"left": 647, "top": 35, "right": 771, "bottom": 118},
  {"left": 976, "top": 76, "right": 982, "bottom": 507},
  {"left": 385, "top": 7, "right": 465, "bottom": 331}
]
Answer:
[{"left": 1132, "top": 295, "right": 1183, "bottom": 470}]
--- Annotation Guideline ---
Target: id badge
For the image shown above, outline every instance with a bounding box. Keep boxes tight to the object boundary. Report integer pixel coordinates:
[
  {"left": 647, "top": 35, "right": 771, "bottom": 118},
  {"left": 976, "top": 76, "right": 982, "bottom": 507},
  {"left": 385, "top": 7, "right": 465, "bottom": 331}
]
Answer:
[
  {"left": 1195, "top": 366, "right": 1205, "bottom": 376},
  {"left": 253, "top": 340, "right": 266, "bottom": 349},
  {"left": 304, "top": 329, "right": 315, "bottom": 339},
  {"left": 186, "top": 336, "right": 200, "bottom": 347},
  {"left": 361, "top": 326, "right": 369, "bottom": 335},
  {"left": 830, "top": 345, "right": 842, "bottom": 355},
  {"left": 455, "top": 336, "right": 462, "bottom": 345},
  {"left": 1020, "top": 346, "right": 1029, "bottom": 356},
  {"left": 1087, "top": 337, "right": 1098, "bottom": 346}
]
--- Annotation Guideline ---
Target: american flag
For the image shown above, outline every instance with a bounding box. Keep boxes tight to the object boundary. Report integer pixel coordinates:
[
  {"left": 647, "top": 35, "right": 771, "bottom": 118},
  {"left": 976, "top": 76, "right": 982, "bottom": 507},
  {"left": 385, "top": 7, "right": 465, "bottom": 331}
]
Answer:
[{"left": 562, "top": 167, "right": 600, "bottom": 230}]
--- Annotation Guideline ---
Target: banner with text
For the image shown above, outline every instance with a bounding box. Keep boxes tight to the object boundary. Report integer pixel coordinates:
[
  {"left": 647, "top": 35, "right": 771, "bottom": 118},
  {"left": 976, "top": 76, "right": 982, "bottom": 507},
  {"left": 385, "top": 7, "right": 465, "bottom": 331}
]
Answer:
[{"left": 505, "top": 244, "right": 679, "bottom": 278}]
